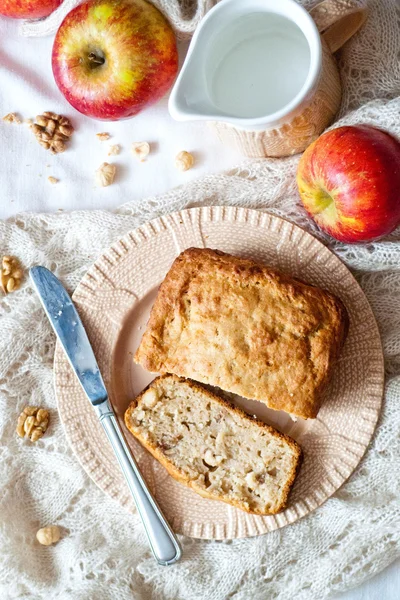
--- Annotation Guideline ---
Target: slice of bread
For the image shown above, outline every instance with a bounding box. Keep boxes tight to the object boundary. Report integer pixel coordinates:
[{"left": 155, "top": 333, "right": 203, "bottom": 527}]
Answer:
[{"left": 124, "top": 375, "right": 302, "bottom": 515}]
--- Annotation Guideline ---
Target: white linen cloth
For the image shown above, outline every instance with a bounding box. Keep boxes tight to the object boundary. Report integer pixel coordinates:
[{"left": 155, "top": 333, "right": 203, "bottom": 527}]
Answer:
[{"left": 0, "top": 1, "right": 399, "bottom": 598}]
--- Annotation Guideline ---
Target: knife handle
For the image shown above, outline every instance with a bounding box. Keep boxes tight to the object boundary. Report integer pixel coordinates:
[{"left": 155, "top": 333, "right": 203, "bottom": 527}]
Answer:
[{"left": 99, "top": 411, "right": 182, "bottom": 566}]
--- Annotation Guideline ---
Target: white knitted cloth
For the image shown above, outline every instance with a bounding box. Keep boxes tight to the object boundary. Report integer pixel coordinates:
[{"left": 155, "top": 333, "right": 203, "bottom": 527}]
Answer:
[
  {"left": 1, "top": 1, "right": 400, "bottom": 598},
  {"left": 19, "top": 0, "right": 217, "bottom": 37}
]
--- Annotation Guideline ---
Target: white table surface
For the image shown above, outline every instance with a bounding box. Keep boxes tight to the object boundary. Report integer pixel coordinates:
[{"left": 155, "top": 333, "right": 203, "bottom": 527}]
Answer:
[
  {"left": 0, "top": 17, "right": 398, "bottom": 599},
  {"left": 0, "top": 19, "right": 241, "bottom": 221}
]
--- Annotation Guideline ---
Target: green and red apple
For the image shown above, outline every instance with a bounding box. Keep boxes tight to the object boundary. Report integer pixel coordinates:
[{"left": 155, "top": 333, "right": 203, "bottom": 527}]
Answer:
[
  {"left": 52, "top": 0, "right": 178, "bottom": 120},
  {"left": 0, "top": 0, "right": 61, "bottom": 19},
  {"left": 297, "top": 125, "right": 400, "bottom": 243}
]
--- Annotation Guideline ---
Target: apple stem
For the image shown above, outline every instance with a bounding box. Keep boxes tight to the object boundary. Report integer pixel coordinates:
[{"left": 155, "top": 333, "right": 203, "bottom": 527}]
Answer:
[{"left": 88, "top": 52, "right": 105, "bottom": 67}]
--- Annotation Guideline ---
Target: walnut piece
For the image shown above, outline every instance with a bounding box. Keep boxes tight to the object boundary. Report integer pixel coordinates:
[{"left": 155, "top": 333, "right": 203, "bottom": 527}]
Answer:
[
  {"left": 95, "top": 162, "right": 116, "bottom": 187},
  {"left": 1, "top": 255, "right": 23, "bottom": 294},
  {"left": 36, "top": 526, "right": 61, "bottom": 546},
  {"left": 2, "top": 112, "right": 22, "bottom": 124},
  {"left": 131, "top": 141, "right": 150, "bottom": 161},
  {"left": 175, "top": 150, "right": 194, "bottom": 171},
  {"left": 31, "top": 112, "right": 74, "bottom": 154},
  {"left": 96, "top": 132, "right": 110, "bottom": 141},
  {"left": 48, "top": 176, "right": 58, "bottom": 185},
  {"left": 245, "top": 471, "right": 259, "bottom": 489},
  {"left": 108, "top": 144, "right": 120, "bottom": 156},
  {"left": 203, "top": 448, "right": 223, "bottom": 467},
  {"left": 141, "top": 388, "right": 159, "bottom": 409},
  {"left": 16, "top": 406, "right": 49, "bottom": 442}
]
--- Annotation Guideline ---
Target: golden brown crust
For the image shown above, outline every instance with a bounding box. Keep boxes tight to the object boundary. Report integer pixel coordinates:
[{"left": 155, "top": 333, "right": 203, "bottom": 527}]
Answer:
[
  {"left": 125, "top": 375, "right": 302, "bottom": 515},
  {"left": 135, "top": 248, "right": 349, "bottom": 419}
]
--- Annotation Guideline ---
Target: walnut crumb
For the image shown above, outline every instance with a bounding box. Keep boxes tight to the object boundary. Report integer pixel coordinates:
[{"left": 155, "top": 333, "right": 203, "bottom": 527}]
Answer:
[
  {"left": 96, "top": 162, "right": 116, "bottom": 187},
  {"left": 16, "top": 406, "right": 49, "bottom": 442},
  {"left": 3, "top": 113, "right": 22, "bottom": 124},
  {"left": 1, "top": 255, "right": 23, "bottom": 294},
  {"left": 108, "top": 144, "right": 120, "bottom": 156},
  {"left": 131, "top": 141, "right": 150, "bottom": 161},
  {"left": 175, "top": 150, "right": 194, "bottom": 171},
  {"left": 48, "top": 176, "right": 58, "bottom": 184},
  {"left": 31, "top": 112, "right": 74, "bottom": 154},
  {"left": 24, "top": 118, "right": 34, "bottom": 126},
  {"left": 96, "top": 132, "right": 110, "bottom": 141}
]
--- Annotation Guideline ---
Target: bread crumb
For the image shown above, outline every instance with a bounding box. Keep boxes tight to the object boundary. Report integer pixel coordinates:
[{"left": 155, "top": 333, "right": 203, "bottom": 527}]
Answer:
[
  {"left": 3, "top": 113, "right": 22, "bottom": 124},
  {"left": 96, "top": 132, "right": 110, "bottom": 141},
  {"left": 48, "top": 176, "right": 58, "bottom": 184},
  {"left": 108, "top": 144, "right": 120, "bottom": 156}
]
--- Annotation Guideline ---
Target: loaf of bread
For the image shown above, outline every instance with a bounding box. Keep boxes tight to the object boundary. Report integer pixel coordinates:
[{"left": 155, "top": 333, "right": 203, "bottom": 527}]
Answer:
[
  {"left": 135, "top": 248, "right": 348, "bottom": 419},
  {"left": 125, "top": 375, "right": 302, "bottom": 515}
]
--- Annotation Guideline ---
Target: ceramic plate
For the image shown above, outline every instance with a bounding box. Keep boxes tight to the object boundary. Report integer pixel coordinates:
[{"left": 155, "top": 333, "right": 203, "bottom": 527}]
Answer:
[{"left": 54, "top": 206, "right": 384, "bottom": 540}]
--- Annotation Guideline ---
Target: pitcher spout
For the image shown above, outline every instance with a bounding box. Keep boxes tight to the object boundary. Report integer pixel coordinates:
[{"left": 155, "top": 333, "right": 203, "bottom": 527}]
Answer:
[
  {"left": 168, "top": 0, "right": 243, "bottom": 124},
  {"left": 168, "top": 54, "right": 215, "bottom": 123}
]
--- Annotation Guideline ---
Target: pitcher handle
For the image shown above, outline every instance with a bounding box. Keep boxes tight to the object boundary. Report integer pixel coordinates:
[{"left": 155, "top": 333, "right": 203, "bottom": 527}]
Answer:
[{"left": 309, "top": 0, "right": 368, "bottom": 53}]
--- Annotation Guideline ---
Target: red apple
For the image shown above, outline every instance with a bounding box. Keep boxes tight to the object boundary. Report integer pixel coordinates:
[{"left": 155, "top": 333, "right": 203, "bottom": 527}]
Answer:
[
  {"left": 0, "top": 0, "right": 61, "bottom": 19},
  {"left": 52, "top": 0, "right": 178, "bottom": 120},
  {"left": 297, "top": 125, "right": 400, "bottom": 243}
]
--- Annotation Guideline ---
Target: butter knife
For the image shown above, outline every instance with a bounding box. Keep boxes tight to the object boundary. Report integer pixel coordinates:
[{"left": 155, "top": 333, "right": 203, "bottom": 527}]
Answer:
[{"left": 30, "top": 266, "right": 181, "bottom": 566}]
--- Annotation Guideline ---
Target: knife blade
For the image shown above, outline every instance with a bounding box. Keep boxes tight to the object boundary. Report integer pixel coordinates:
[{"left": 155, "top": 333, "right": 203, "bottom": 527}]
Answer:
[
  {"left": 30, "top": 266, "right": 181, "bottom": 566},
  {"left": 30, "top": 266, "right": 108, "bottom": 405}
]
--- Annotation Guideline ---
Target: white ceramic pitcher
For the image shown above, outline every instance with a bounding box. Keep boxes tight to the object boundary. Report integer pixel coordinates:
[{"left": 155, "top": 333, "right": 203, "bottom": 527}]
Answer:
[{"left": 168, "top": 0, "right": 367, "bottom": 158}]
